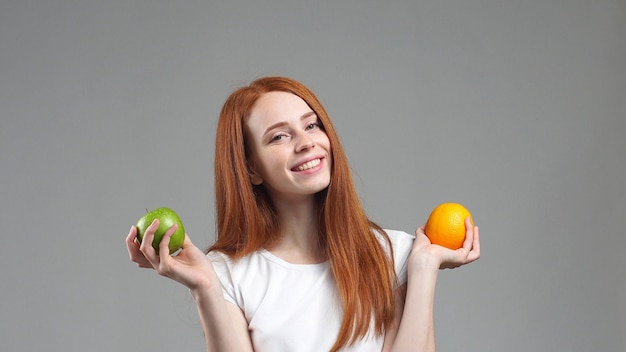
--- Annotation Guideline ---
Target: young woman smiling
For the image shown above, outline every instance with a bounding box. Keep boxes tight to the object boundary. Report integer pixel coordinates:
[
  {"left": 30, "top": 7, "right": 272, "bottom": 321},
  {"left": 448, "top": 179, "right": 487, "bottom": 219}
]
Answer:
[{"left": 126, "top": 76, "right": 480, "bottom": 352}]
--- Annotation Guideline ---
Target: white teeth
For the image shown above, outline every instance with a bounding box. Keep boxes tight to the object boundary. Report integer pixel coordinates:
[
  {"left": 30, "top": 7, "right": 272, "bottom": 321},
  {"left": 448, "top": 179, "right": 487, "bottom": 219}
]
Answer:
[{"left": 296, "top": 158, "right": 321, "bottom": 171}]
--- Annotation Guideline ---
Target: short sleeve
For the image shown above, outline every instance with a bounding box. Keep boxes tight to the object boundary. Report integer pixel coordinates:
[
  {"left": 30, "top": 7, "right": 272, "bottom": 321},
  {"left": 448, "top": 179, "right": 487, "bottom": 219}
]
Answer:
[
  {"left": 380, "top": 229, "right": 415, "bottom": 286},
  {"left": 206, "top": 251, "right": 238, "bottom": 305}
]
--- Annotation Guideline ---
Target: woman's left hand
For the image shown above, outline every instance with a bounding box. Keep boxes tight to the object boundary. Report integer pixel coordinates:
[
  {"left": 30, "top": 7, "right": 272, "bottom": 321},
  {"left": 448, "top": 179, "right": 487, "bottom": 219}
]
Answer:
[{"left": 409, "top": 217, "right": 481, "bottom": 270}]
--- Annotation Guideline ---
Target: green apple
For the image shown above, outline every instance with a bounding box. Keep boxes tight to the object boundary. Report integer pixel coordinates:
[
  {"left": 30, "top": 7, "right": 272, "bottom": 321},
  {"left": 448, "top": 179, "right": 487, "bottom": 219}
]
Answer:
[{"left": 136, "top": 207, "right": 185, "bottom": 254}]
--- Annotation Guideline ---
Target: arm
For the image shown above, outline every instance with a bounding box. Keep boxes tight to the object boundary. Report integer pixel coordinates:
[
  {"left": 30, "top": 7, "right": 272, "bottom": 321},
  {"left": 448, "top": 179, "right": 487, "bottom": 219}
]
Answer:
[
  {"left": 191, "top": 284, "right": 254, "bottom": 352},
  {"left": 384, "top": 217, "right": 480, "bottom": 352},
  {"left": 126, "top": 220, "right": 254, "bottom": 352}
]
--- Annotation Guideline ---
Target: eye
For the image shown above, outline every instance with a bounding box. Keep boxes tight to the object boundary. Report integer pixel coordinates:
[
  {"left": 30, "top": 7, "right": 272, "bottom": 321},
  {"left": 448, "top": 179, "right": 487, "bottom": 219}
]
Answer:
[
  {"left": 269, "top": 133, "right": 288, "bottom": 143},
  {"left": 305, "top": 122, "right": 321, "bottom": 131}
]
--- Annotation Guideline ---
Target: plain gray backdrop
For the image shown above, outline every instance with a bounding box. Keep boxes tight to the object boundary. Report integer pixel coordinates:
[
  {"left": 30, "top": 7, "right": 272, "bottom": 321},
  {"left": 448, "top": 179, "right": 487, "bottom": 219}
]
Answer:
[{"left": 1, "top": 0, "right": 624, "bottom": 351}]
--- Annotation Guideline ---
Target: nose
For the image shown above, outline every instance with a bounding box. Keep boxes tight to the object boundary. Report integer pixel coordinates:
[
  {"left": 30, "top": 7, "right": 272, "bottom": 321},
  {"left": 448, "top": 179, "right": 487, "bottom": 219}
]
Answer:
[{"left": 295, "top": 133, "right": 314, "bottom": 152}]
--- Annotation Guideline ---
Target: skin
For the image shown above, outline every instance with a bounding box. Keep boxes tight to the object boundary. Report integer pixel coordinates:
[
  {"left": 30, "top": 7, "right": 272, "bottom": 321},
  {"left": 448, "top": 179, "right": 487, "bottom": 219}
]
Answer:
[
  {"left": 244, "top": 91, "right": 331, "bottom": 263},
  {"left": 125, "top": 91, "right": 480, "bottom": 352},
  {"left": 384, "top": 218, "right": 480, "bottom": 352},
  {"left": 126, "top": 222, "right": 253, "bottom": 351}
]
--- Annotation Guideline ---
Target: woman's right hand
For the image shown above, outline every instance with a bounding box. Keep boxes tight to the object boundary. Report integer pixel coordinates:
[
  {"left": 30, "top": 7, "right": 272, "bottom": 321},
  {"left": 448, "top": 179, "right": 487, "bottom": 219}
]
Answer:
[
  {"left": 125, "top": 219, "right": 216, "bottom": 292},
  {"left": 127, "top": 222, "right": 254, "bottom": 350}
]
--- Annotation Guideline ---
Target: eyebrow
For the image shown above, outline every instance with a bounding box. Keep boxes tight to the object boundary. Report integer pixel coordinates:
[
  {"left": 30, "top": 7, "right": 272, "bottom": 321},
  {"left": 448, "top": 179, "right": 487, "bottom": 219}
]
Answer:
[{"left": 262, "top": 111, "right": 317, "bottom": 137}]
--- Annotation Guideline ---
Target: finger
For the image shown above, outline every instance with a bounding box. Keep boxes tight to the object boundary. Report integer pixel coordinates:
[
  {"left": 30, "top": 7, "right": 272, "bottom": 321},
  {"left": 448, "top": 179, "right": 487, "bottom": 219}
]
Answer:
[
  {"left": 125, "top": 225, "right": 139, "bottom": 258},
  {"left": 158, "top": 223, "right": 178, "bottom": 259},
  {"left": 139, "top": 219, "right": 160, "bottom": 263},
  {"left": 126, "top": 225, "right": 154, "bottom": 267},
  {"left": 472, "top": 225, "right": 479, "bottom": 245},
  {"left": 468, "top": 225, "right": 481, "bottom": 262},
  {"left": 414, "top": 225, "right": 432, "bottom": 246},
  {"left": 461, "top": 217, "right": 475, "bottom": 251}
]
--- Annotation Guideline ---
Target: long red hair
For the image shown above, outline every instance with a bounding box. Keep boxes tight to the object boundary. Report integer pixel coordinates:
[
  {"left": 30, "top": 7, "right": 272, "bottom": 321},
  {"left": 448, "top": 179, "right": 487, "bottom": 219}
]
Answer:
[{"left": 208, "top": 76, "right": 397, "bottom": 350}]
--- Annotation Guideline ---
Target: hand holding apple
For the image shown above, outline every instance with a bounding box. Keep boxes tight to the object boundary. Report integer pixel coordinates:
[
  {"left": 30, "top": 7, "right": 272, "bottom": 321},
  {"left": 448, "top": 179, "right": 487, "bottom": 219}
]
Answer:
[{"left": 136, "top": 207, "right": 185, "bottom": 254}]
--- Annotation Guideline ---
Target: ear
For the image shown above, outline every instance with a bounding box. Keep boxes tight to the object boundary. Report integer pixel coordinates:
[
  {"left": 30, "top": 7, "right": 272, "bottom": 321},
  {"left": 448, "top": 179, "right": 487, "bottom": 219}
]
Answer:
[
  {"left": 250, "top": 172, "right": 263, "bottom": 186},
  {"left": 248, "top": 162, "right": 263, "bottom": 186}
]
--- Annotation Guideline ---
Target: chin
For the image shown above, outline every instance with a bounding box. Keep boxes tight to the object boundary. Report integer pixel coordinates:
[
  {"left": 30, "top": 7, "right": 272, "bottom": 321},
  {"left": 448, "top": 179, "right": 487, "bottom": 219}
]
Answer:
[{"left": 311, "top": 180, "right": 331, "bottom": 194}]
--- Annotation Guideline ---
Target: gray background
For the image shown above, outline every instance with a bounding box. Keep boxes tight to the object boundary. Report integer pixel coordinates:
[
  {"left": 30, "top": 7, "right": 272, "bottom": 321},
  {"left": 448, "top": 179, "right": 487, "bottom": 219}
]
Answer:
[{"left": 1, "top": 0, "right": 624, "bottom": 351}]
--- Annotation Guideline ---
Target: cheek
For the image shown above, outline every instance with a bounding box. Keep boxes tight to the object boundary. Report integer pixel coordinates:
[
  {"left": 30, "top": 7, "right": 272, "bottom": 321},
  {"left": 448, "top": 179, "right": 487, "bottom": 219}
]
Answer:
[
  {"left": 320, "top": 134, "right": 333, "bottom": 169},
  {"left": 317, "top": 132, "right": 331, "bottom": 150},
  {"left": 254, "top": 150, "right": 283, "bottom": 176}
]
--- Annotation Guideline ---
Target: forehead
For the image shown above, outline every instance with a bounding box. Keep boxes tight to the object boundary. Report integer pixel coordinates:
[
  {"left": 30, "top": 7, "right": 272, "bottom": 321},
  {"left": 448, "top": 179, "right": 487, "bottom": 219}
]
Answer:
[{"left": 247, "top": 91, "right": 312, "bottom": 126}]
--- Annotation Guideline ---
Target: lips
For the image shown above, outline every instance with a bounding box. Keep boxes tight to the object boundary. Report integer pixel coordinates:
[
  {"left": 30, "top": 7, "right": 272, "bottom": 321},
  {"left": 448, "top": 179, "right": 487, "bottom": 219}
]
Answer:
[{"left": 292, "top": 158, "right": 322, "bottom": 171}]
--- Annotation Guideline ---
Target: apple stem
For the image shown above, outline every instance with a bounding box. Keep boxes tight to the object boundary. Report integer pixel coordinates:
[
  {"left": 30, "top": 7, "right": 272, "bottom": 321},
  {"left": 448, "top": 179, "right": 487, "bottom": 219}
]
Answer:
[{"left": 145, "top": 208, "right": 149, "bottom": 213}]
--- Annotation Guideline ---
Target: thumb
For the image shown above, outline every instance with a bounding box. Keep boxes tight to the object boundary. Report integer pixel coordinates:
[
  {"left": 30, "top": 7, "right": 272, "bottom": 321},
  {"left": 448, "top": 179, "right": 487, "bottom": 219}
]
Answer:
[{"left": 414, "top": 225, "right": 432, "bottom": 246}]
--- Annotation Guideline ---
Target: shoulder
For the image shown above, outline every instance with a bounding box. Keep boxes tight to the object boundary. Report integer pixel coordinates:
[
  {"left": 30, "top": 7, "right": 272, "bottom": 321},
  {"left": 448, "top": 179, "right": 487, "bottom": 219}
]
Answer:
[
  {"left": 206, "top": 250, "right": 269, "bottom": 306},
  {"left": 206, "top": 250, "right": 262, "bottom": 272},
  {"left": 206, "top": 250, "right": 233, "bottom": 272},
  {"left": 382, "top": 228, "right": 415, "bottom": 242},
  {"left": 206, "top": 250, "right": 237, "bottom": 287},
  {"left": 375, "top": 229, "right": 415, "bottom": 255},
  {"left": 376, "top": 229, "right": 415, "bottom": 285},
  {"left": 206, "top": 250, "right": 261, "bottom": 283}
]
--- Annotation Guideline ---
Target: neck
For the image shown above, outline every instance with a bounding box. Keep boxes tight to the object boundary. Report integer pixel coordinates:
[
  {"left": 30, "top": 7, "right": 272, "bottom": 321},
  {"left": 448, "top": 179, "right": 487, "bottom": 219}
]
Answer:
[{"left": 267, "top": 194, "right": 326, "bottom": 264}]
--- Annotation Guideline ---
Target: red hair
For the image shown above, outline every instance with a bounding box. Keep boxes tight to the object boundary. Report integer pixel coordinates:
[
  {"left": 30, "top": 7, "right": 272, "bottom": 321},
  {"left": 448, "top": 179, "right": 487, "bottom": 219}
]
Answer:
[{"left": 208, "top": 77, "right": 396, "bottom": 350}]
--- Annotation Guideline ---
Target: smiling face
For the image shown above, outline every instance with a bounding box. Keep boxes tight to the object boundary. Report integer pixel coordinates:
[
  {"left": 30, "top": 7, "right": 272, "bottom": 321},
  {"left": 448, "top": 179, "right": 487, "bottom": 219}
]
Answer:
[{"left": 244, "top": 91, "right": 332, "bottom": 202}]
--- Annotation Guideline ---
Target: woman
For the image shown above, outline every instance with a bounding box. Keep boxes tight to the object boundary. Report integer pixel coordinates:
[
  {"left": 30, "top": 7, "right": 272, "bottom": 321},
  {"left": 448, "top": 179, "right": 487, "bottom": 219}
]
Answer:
[{"left": 126, "top": 76, "right": 480, "bottom": 352}]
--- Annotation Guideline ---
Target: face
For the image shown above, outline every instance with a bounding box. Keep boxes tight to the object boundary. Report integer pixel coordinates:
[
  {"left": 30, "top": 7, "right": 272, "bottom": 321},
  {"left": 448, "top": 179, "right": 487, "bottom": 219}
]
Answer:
[{"left": 244, "top": 91, "right": 332, "bottom": 202}]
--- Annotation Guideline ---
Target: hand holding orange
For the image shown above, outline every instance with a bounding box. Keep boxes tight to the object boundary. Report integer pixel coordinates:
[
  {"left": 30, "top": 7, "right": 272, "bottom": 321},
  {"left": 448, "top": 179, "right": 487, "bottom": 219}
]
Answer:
[{"left": 424, "top": 203, "right": 474, "bottom": 249}]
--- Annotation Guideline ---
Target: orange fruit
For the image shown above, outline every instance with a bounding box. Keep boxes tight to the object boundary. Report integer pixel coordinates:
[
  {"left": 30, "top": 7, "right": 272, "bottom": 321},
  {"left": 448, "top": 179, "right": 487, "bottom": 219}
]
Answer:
[{"left": 424, "top": 203, "right": 473, "bottom": 249}]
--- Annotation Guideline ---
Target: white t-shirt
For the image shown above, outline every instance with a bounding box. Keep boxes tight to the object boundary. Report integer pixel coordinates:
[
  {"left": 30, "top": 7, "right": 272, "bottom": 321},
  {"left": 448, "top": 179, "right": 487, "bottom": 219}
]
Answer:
[{"left": 208, "top": 229, "right": 415, "bottom": 352}]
